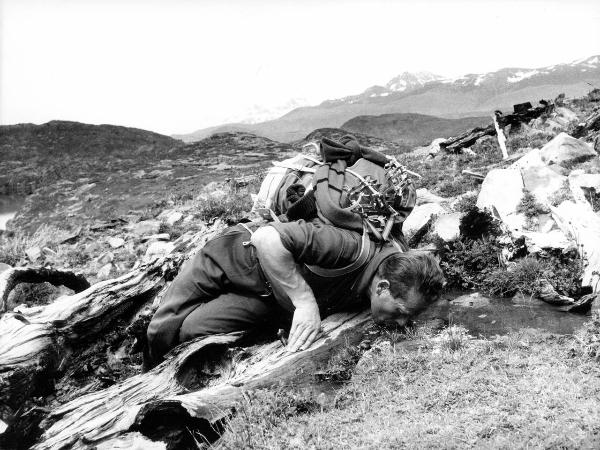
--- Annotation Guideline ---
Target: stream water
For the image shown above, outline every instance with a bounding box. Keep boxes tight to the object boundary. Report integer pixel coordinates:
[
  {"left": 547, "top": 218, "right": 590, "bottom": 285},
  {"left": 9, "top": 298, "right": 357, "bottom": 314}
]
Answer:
[{"left": 0, "top": 196, "right": 25, "bottom": 230}]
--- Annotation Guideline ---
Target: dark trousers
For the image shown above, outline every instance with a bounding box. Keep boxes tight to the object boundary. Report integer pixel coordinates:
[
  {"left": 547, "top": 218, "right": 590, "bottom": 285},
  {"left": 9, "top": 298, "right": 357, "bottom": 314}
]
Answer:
[{"left": 146, "top": 225, "right": 285, "bottom": 364}]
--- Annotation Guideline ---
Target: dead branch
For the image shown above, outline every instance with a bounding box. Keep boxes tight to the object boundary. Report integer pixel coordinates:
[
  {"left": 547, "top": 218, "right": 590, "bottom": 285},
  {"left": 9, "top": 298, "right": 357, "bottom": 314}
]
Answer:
[{"left": 0, "top": 266, "right": 90, "bottom": 313}]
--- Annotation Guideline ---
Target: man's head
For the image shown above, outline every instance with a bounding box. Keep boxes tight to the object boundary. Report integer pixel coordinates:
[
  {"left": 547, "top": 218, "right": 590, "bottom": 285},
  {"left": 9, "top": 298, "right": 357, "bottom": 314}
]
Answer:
[{"left": 368, "top": 251, "right": 445, "bottom": 327}]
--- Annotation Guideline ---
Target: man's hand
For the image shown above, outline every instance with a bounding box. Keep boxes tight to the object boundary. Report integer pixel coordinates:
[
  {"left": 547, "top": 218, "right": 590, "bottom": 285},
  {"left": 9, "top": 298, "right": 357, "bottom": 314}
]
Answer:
[{"left": 288, "top": 303, "right": 321, "bottom": 352}]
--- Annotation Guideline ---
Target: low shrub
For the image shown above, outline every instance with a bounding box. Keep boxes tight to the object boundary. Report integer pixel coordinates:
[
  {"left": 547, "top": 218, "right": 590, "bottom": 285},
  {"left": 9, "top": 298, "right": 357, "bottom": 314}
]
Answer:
[{"left": 517, "top": 190, "right": 549, "bottom": 229}]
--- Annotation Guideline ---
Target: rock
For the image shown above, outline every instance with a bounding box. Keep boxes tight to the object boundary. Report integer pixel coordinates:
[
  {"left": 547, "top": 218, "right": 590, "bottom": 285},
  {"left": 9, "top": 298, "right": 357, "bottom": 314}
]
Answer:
[
  {"left": 130, "top": 220, "right": 161, "bottom": 236},
  {"left": 96, "top": 252, "right": 114, "bottom": 265},
  {"left": 107, "top": 237, "right": 125, "bottom": 249},
  {"left": 594, "top": 135, "right": 600, "bottom": 154},
  {"left": 538, "top": 214, "right": 556, "bottom": 233},
  {"left": 163, "top": 211, "right": 183, "bottom": 226},
  {"left": 568, "top": 172, "right": 600, "bottom": 205},
  {"left": 519, "top": 229, "right": 573, "bottom": 253},
  {"left": 451, "top": 292, "right": 491, "bottom": 308},
  {"left": 540, "top": 132, "right": 596, "bottom": 167},
  {"left": 208, "top": 190, "right": 228, "bottom": 201},
  {"left": 403, "top": 203, "right": 447, "bottom": 237},
  {"left": 145, "top": 241, "right": 175, "bottom": 258},
  {"left": 521, "top": 164, "right": 567, "bottom": 205},
  {"left": 25, "top": 246, "right": 42, "bottom": 261},
  {"left": 432, "top": 212, "right": 462, "bottom": 242},
  {"left": 140, "top": 233, "right": 171, "bottom": 242},
  {"left": 511, "top": 148, "right": 543, "bottom": 170},
  {"left": 554, "top": 106, "right": 579, "bottom": 123},
  {"left": 97, "top": 263, "right": 112, "bottom": 280},
  {"left": 0, "top": 262, "right": 12, "bottom": 274},
  {"left": 477, "top": 168, "right": 524, "bottom": 222},
  {"left": 551, "top": 200, "right": 600, "bottom": 291},
  {"left": 416, "top": 188, "right": 449, "bottom": 205}
]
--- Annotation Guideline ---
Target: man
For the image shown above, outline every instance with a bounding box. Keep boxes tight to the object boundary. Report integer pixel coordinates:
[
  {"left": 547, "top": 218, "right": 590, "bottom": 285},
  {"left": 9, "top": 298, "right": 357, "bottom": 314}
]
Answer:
[{"left": 146, "top": 219, "right": 445, "bottom": 366}]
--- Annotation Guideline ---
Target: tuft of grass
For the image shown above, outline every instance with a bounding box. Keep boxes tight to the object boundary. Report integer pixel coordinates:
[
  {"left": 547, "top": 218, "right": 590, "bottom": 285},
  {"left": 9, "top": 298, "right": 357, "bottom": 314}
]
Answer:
[
  {"left": 218, "top": 331, "right": 600, "bottom": 449},
  {"left": 434, "top": 325, "right": 471, "bottom": 352},
  {"left": 0, "top": 224, "right": 71, "bottom": 266},
  {"left": 453, "top": 192, "right": 478, "bottom": 213},
  {"left": 573, "top": 312, "right": 600, "bottom": 360}
]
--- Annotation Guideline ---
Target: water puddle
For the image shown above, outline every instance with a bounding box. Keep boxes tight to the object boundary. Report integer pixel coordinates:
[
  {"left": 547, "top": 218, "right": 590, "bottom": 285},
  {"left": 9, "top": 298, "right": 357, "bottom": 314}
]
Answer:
[{"left": 0, "top": 196, "right": 25, "bottom": 230}]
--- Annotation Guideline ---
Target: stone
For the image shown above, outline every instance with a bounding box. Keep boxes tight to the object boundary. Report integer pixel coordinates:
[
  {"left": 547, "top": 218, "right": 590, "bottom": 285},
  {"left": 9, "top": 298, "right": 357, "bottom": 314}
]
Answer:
[
  {"left": 145, "top": 241, "right": 175, "bottom": 258},
  {"left": 511, "top": 148, "right": 543, "bottom": 170},
  {"left": 402, "top": 202, "right": 447, "bottom": 237},
  {"left": 568, "top": 172, "right": 600, "bottom": 206},
  {"left": 96, "top": 252, "right": 114, "bottom": 265},
  {"left": 477, "top": 168, "right": 524, "bottom": 222},
  {"left": 140, "top": 233, "right": 171, "bottom": 242},
  {"left": 451, "top": 292, "right": 491, "bottom": 308},
  {"left": 130, "top": 220, "right": 161, "bottom": 236},
  {"left": 97, "top": 263, "right": 112, "bottom": 280},
  {"left": 0, "top": 262, "right": 12, "bottom": 274},
  {"left": 416, "top": 188, "right": 449, "bottom": 205},
  {"left": 107, "top": 237, "right": 125, "bottom": 249},
  {"left": 521, "top": 164, "right": 567, "bottom": 205},
  {"left": 551, "top": 200, "right": 600, "bottom": 291},
  {"left": 432, "top": 212, "right": 462, "bottom": 242},
  {"left": 163, "top": 211, "right": 183, "bottom": 226},
  {"left": 539, "top": 132, "right": 596, "bottom": 167},
  {"left": 538, "top": 214, "right": 556, "bottom": 233},
  {"left": 25, "top": 246, "right": 42, "bottom": 261},
  {"left": 519, "top": 229, "right": 573, "bottom": 253},
  {"left": 554, "top": 106, "right": 579, "bottom": 123}
]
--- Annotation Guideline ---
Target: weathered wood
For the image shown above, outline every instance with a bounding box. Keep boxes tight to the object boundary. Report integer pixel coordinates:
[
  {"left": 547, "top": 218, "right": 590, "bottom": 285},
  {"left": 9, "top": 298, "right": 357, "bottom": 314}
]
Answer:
[
  {"left": 461, "top": 169, "right": 485, "bottom": 180},
  {"left": 439, "top": 124, "right": 496, "bottom": 153},
  {"left": 0, "top": 222, "right": 226, "bottom": 433},
  {"left": 33, "top": 310, "right": 371, "bottom": 449},
  {"left": 0, "top": 266, "right": 90, "bottom": 313},
  {"left": 492, "top": 113, "right": 509, "bottom": 159}
]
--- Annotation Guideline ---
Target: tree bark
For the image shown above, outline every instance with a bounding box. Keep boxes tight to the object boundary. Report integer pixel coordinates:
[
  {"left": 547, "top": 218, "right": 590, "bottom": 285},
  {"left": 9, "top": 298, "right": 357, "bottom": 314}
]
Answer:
[
  {"left": 33, "top": 310, "right": 371, "bottom": 449},
  {"left": 0, "top": 266, "right": 90, "bottom": 313},
  {"left": 0, "top": 222, "right": 227, "bottom": 437}
]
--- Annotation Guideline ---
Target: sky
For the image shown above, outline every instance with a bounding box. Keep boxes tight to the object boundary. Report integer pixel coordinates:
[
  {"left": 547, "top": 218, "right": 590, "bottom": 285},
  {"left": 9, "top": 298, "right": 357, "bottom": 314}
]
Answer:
[{"left": 1, "top": 0, "right": 599, "bottom": 135}]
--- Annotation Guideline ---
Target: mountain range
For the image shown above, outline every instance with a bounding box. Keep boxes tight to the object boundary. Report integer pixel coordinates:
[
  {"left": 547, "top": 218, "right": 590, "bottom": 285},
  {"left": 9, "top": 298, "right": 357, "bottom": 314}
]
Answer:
[{"left": 175, "top": 55, "right": 600, "bottom": 143}]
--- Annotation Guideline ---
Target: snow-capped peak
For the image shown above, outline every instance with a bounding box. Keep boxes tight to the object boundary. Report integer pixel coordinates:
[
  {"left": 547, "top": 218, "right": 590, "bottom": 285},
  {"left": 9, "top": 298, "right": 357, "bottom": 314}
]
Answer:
[{"left": 385, "top": 71, "right": 445, "bottom": 92}]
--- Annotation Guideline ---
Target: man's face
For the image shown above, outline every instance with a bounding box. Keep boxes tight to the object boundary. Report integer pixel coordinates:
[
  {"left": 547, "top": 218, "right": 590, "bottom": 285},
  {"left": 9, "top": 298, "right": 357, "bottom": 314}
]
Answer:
[{"left": 368, "top": 275, "right": 431, "bottom": 327}]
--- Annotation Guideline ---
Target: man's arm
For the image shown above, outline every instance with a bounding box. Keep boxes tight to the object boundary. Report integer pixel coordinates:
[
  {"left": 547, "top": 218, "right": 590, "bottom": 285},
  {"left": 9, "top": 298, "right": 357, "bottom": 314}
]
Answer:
[{"left": 251, "top": 226, "right": 320, "bottom": 352}]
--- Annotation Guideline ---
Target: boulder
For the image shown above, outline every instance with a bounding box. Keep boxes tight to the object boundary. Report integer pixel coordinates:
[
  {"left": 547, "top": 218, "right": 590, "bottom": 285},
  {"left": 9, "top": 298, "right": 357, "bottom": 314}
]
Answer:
[
  {"left": 539, "top": 133, "right": 596, "bottom": 167},
  {"left": 158, "top": 210, "right": 183, "bottom": 226},
  {"left": 402, "top": 203, "right": 447, "bottom": 237},
  {"left": 521, "top": 164, "right": 567, "bottom": 205},
  {"left": 511, "top": 148, "right": 543, "bottom": 170},
  {"left": 416, "top": 188, "right": 449, "bottom": 205},
  {"left": 519, "top": 229, "right": 573, "bottom": 253},
  {"left": 0, "top": 262, "right": 12, "bottom": 274},
  {"left": 107, "top": 237, "right": 125, "bottom": 249},
  {"left": 130, "top": 220, "right": 161, "bottom": 237},
  {"left": 25, "top": 246, "right": 42, "bottom": 262},
  {"left": 477, "top": 168, "right": 524, "bottom": 221},
  {"left": 554, "top": 106, "right": 579, "bottom": 123},
  {"left": 432, "top": 212, "right": 462, "bottom": 242},
  {"left": 145, "top": 241, "right": 175, "bottom": 258},
  {"left": 568, "top": 171, "right": 600, "bottom": 206},
  {"left": 551, "top": 201, "right": 600, "bottom": 292}
]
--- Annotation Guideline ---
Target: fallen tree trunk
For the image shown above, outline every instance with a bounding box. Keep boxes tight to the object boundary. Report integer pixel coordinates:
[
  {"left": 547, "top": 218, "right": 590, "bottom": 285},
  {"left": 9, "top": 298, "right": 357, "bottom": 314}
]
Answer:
[
  {"left": 33, "top": 310, "right": 372, "bottom": 449},
  {"left": 0, "top": 266, "right": 90, "bottom": 313},
  {"left": 0, "top": 222, "right": 226, "bottom": 442},
  {"left": 439, "top": 124, "right": 496, "bottom": 153}
]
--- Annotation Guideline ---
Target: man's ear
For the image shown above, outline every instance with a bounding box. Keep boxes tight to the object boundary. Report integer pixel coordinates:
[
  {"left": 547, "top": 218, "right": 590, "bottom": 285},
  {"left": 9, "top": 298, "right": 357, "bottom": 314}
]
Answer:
[{"left": 376, "top": 279, "right": 390, "bottom": 295}]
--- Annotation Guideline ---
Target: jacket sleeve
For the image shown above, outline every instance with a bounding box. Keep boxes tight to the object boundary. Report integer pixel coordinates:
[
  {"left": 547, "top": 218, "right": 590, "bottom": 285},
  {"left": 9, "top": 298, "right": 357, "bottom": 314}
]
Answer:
[{"left": 269, "top": 219, "right": 363, "bottom": 268}]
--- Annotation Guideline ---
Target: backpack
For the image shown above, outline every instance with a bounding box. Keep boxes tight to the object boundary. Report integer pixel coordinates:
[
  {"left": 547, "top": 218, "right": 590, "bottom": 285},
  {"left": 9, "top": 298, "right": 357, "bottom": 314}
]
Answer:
[{"left": 253, "top": 136, "right": 418, "bottom": 246}]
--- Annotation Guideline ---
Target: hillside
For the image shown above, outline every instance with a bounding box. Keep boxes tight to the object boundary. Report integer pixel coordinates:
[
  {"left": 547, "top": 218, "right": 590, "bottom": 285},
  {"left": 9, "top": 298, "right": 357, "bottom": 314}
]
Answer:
[
  {"left": 178, "top": 55, "right": 600, "bottom": 143},
  {"left": 341, "top": 113, "right": 491, "bottom": 145}
]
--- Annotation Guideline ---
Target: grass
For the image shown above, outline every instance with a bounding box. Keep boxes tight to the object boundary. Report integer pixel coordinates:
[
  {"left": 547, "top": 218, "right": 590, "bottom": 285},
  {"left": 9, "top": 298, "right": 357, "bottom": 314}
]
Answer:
[{"left": 218, "top": 327, "right": 600, "bottom": 449}]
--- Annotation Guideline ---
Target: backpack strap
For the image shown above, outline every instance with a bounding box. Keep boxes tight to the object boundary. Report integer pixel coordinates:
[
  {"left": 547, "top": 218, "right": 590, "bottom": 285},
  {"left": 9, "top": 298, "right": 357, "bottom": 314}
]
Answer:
[{"left": 304, "top": 228, "right": 370, "bottom": 277}]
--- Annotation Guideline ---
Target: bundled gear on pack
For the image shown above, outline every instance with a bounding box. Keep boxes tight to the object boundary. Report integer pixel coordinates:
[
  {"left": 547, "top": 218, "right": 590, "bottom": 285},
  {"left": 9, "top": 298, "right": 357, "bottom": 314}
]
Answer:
[{"left": 253, "top": 135, "right": 418, "bottom": 248}]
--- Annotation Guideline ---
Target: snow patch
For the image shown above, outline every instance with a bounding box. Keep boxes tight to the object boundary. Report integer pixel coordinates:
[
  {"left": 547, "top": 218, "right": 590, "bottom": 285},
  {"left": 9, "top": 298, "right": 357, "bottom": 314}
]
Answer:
[
  {"left": 507, "top": 70, "right": 539, "bottom": 83},
  {"left": 380, "top": 92, "right": 390, "bottom": 97}
]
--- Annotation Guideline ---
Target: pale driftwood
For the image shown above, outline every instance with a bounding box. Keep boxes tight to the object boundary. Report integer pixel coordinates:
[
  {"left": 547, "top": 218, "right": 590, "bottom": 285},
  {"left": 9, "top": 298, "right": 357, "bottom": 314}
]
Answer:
[
  {"left": 0, "top": 223, "right": 226, "bottom": 426},
  {"left": 0, "top": 266, "right": 90, "bottom": 313},
  {"left": 439, "top": 124, "right": 496, "bottom": 153},
  {"left": 492, "top": 113, "right": 509, "bottom": 159},
  {"left": 34, "top": 310, "right": 371, "bottom": 449},
  {"left": 461, "top": 169, "right": 485, "bottom": 180}
]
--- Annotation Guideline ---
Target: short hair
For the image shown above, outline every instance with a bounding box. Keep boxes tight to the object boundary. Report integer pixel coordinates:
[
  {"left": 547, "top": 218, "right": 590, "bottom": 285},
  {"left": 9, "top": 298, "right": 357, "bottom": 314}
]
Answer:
[{"left": 377, "top": 251, "right": 445, "bottom": 304}]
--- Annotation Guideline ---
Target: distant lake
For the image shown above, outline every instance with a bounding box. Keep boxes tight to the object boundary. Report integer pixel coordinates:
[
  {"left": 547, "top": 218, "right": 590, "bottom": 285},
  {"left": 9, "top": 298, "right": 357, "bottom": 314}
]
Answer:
[{"left": 0, "top": 196, "right": 25, "bottom": 230}]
